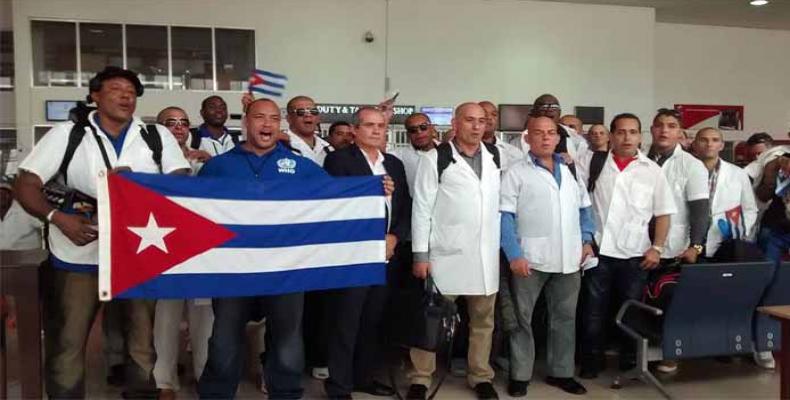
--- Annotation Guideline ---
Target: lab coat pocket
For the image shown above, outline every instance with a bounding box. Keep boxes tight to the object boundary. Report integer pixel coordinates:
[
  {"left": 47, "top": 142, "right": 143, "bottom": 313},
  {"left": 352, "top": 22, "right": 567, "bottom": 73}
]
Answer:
[
  {"left": 616, "top": 221, "right": 648, "bottom": 254},
  {"left": 521, "top": 236, "right": 550, "bottom": 267},
  {"left": 431, "top": 224, "right": 464, "bottom": 256},
  {"left": 630, "top": 183, "right": 653, "bottom": 210}
]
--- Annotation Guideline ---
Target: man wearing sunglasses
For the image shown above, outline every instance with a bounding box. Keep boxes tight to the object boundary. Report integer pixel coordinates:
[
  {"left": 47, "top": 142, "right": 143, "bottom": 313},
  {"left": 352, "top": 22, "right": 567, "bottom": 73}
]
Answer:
[
  {"left": 286, "top": 95, "right": 331, "bottom": 166},
  {"left": 391, "top": 113, "right": 439, "bottom": 194},
  {"left": 479, "top": 101, "right": 524, "bottom": 172},
  {"left": 525, "top": 94, "right": 588, "bottom": 164}
]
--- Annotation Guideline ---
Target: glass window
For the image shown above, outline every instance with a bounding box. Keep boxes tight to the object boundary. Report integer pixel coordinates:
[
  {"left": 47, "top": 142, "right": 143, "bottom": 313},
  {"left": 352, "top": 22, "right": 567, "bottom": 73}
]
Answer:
[
  {"left": 32, "top": 21, "right": 77, "bottom": 87},
  {"left": 126, "top": 25, "right": 168, "bottom": 89},
  {"left": 215, "top": 29, "right": 254, "bottom": 91},
  {"left": 33, "top": 126, "right": 52, "bottom": 144},
  {"left": 0, "top": 128, "right": 16, "bottom": 153},
  {"left": 79, "top": 23, "right": 123, "bottom": 86},
  {"left": 171, "top": 27, "right": 213, "bottom": 90},
  {"left": 0, "top": 31, "right": 12, "bottom": 90}
]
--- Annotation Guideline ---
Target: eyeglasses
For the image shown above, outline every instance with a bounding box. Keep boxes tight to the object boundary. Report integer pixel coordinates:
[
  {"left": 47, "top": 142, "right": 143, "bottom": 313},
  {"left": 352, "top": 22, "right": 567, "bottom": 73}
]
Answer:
[
  {"left": 162, "top": 118, "right": 189, "bottom": 128},
  {"left": 289, "top": 108, "right": 320, "bottom": 117},
  {"left": 406, "top": 123, "right": 432, "bottom": 134},
  {"left": 534, "top": 104, "right": 561, "bottom": 112}
]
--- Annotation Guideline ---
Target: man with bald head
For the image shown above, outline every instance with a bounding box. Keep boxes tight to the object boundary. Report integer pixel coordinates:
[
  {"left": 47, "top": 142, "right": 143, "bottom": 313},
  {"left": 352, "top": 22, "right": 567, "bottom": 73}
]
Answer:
[
  {"left": 391, "top": 112, "right": 438, "bottom": 194},
  {"left": 197, "top": 98, "right": 329, "bottom": 399},
  {"left": 529, "top": 95, "right": 588, "bottom": 163},
  {"left": 479, "top": 101, "right": 525, "bottom": 171},
  {"left": 499, "top": 116, "right": 593, "bottom": 396},
  {"left": 409, "top": 102, "right": 502, "bottom": 400},
  {"left": 286, "top": 95, "right": 332, "bottom": 166}
]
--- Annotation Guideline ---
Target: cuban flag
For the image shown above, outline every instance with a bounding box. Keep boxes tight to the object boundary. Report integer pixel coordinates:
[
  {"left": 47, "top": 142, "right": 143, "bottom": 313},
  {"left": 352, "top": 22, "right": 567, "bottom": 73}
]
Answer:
[
  {"left": 248, "top": 68, "right": 288, "bottom": 97},
  {"left": 96, "top": 172, "right": 386, "bottom": 300}
]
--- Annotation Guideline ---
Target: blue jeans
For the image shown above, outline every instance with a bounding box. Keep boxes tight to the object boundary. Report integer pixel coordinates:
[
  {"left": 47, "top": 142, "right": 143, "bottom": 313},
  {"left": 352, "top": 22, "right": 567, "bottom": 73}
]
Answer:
[
  {"left": 759, "top": 226, "right": 790, "bottom": 265},
  {"left": 198, "top": 293, "right": 305, "bottom": 399}
]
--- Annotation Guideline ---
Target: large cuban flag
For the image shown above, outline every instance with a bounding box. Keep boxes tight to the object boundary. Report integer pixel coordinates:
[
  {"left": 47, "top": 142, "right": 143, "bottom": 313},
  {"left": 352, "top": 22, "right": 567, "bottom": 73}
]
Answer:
[{"left": 96, "top": 172, "right": 386, "bottom": 300}]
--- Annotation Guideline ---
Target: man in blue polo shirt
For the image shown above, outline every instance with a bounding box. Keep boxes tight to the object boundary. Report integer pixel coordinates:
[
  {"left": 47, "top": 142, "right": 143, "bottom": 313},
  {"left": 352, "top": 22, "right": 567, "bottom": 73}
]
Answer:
[{"left": 197, "top": 98, "right": 324, "bottom": 399}]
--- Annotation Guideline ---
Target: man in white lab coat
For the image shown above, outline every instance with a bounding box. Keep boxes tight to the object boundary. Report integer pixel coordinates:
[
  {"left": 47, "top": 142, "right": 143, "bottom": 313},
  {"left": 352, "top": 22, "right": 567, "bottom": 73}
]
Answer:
[
  {"left": 499, "top": 116, "right": 594, "bottom": 397},
  {"left": 479, "top": 101, "right": 524, "bottom": 172},
  {"left": 390, "top": 112, "right": 438, "bottom": 194},
  {"left": 409, "top": 102, "right": 501, "bottom": 400}
]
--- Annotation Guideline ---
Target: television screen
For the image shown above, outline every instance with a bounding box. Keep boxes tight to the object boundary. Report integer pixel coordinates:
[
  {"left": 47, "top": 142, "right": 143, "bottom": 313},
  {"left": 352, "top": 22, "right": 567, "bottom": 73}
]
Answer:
[
  {"left": 46, "top": 100, "right": 78, "bottom": 122},
  {"left": 498, "top": 104, "right": 532, "bottom": 131},
  {"left": 575, "top": 106, "right": 604, "bottom": 125},
  {"left": 420, "top": 106, "right": 454, "bottom": 126}
]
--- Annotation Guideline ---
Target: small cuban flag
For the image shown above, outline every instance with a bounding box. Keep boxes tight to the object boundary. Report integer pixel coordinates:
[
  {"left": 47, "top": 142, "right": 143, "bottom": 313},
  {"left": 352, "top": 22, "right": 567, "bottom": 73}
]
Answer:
[{"left": 248, "top": 68, "right": 288, "bottom": 97}]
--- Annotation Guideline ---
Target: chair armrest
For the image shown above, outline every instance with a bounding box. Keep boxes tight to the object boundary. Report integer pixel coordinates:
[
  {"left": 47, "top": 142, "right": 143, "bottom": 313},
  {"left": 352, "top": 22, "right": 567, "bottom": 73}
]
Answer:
[{"left": 615, "top": 299, "right": 663, "bottom": 341}]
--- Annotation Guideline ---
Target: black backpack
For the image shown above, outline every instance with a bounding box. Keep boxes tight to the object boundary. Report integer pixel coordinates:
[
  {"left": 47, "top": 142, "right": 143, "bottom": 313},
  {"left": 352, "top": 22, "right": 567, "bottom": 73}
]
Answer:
[
  {"left": 436, "top": 142, "right": 500, "bottom": 182},
  {"left": 189, "top": 127, "right": 241, "bottom": 150},
  {"left": 57, "top": 102, "right": 163, "bottom": 184},
  {"left": 586, "top": 150, "right": 609, "bottom": 193}
]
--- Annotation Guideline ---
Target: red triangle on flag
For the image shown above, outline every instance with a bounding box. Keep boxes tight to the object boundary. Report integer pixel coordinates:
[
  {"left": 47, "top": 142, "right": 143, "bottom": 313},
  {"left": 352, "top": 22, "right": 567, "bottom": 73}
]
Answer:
[
  {"left": 249, "top": 74, "right": 264, "bottom": 86},
  {"left": 107, "top": 174, "right": 236, "bottom": 297}
]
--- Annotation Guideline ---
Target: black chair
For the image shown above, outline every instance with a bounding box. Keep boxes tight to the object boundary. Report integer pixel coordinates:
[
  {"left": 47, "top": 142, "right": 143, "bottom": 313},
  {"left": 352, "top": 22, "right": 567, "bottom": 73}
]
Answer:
[
  {"left": 755, "top": 262, "right": 790, "bottom": 352},
  {"left": 613, "top": 262, "right": 774, "bottom": 399}
]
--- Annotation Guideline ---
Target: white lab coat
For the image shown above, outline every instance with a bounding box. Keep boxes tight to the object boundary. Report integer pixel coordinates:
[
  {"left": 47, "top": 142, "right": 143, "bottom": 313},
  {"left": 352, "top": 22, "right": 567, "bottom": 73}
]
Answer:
[
  {"left": 411, "top": 142, "right": 501, "bottom": 295},
  {"left": 658, "top": 144, "right": 710, "bottom": 258},
  {"left": 493, "top": 139, "right": 525, "bottom": 172},
  {"left": 706, "top": 160, "right": 759, "bottom": 257},
  {"left": 500, "top": 156, "right": 591, "bottom": 274}
]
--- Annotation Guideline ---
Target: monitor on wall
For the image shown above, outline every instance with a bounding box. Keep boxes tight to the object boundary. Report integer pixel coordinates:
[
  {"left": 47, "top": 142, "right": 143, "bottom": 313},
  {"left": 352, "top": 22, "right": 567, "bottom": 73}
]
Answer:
[
  {"left": 575, "top": 106, "right": 605, "bottom": 125},
  {"left": 46, "top": 100, "right": 78, "bottom": 122},
  {"left": 420, "top": 106, "right": 454, "bottom": 126},
  {"left": 498, "top": 104, "right": 532, "bottom": 131}
]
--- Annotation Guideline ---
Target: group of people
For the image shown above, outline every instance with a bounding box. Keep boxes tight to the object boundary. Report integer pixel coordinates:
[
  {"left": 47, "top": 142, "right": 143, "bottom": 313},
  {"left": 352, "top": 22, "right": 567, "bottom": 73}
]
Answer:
[{"left": 2, "top": 65, "right": 787, "bottom": 400}]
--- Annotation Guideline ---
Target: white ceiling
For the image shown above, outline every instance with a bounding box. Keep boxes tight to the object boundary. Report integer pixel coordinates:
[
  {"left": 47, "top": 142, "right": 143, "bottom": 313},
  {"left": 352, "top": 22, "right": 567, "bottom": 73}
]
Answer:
[{"left": 537, "top": 0, "right": 790, "bottom": 30}]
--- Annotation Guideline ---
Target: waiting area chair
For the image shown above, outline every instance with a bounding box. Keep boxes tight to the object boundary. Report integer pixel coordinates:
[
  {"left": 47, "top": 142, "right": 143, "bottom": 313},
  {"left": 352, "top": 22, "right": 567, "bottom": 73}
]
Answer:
[{"left": 613, "top": 262, "right": 775, "bottom": 399}]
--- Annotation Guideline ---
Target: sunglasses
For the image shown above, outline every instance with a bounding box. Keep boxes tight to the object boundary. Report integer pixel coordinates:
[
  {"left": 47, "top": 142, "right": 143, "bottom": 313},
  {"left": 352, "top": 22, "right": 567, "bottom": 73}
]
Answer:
[
  {"left": 162, "top": 118, "right": 189, "bottom": 128},
  {"left": 289, "top": 108, "right": 320, "bottom": 117},
  {"left": 534, "top": 104, "right": 561, "bottom": 111},
  {"left": 405, "top": 123, "right": 432, "bottom": 134}
]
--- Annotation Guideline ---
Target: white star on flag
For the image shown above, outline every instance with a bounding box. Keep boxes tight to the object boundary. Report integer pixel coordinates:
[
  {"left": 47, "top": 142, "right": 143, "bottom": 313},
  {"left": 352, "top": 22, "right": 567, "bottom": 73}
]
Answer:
[{"left": 127, "top": 213, "right": 176, "bottom": 254}]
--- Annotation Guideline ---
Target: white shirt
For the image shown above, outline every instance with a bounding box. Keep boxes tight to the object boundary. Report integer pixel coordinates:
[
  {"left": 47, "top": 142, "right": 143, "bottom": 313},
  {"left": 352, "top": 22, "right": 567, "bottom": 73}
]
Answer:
[
  {"left": 577, "top": 151, "right": 677, "bottom": 259},
  {"left": 18, "top": 111, "right": 189, "bottom": 266},
  {"left": 197, "top": 131, "right": 236, "bottom": 157},
  {"left": 654, "top": 144, "right": 710, "bottom": 258},
  {"left": 360, "top": 147, "right": 392, "bottom": 229},
  {"left": 493, "top": 138, "right": 526, "bottom": 172},
  {"left": 500, "top": 156, "right": 591, "bottom": 274},
  {"left": 287, "top": 130, "right": 331, "bottom": 167},
  {"left": 0, "top": 201, "right": 43, "bottom": 250},
  {"left": 706, "top": 159, "right": 759, "bottom": 257}
]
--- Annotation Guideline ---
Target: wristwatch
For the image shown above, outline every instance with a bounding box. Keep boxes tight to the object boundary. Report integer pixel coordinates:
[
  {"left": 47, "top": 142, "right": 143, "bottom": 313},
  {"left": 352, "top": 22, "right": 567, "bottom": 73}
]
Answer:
[
  {"left": 650, "top": 244, "right": 664, "bottom": 255},
  {"left": 692, "top": 244, "right": 704, "bottom": 255},
  {"left": 46, "top": 209, "right": 58, "bottom": 223}
]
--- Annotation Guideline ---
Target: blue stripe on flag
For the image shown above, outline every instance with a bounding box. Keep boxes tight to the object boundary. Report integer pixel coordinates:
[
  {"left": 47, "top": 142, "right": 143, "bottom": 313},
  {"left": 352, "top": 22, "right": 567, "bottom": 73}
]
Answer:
[
  {"left": 255, "top": 69, "right": 288, "bottom": 81},
  {"left": 220, "top": 218, "right": 386, "bottom": 248},
  {"left": 121, "top": 173, "right": 383, "bottom": 201},
  {"left": 260, "top": 80, "right": 285, "bottom": 90},
  {"left": 116, "top": 263, "right": 385, "bottom": 299},
  {"left": 250, "top": 86, "right": 283, "bottom": 97}
]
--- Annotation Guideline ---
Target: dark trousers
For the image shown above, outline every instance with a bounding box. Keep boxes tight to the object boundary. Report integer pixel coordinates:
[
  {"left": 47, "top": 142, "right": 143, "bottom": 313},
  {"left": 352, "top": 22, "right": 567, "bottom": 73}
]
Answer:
[
  {"left": 198, "top": 293, "right": 304, "bottom": 399},
  {"left": 324, "top": 283, "right": 389, "bottom": 397},
  {"left": 580, "top": 255, "right": 647, "bottom": 370},
  {"left": 303, "top": 290, "right": 331, "bottom": 369}
]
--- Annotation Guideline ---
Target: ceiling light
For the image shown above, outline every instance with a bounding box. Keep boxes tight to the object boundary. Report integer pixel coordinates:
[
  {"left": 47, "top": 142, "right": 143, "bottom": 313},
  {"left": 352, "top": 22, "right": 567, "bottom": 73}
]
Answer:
[{"left": 750, "top": 0, "right": 769, "bottom": 6}]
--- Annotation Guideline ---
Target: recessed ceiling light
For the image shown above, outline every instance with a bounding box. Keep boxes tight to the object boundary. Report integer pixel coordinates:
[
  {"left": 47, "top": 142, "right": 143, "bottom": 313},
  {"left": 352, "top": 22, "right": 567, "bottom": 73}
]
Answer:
[{"left": 750, "top": 0, "right": 769, "bottom": 6}]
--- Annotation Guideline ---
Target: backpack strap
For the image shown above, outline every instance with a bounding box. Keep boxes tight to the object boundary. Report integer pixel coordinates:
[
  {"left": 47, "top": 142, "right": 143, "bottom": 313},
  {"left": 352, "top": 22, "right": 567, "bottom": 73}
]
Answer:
[
  {"left": 141, "top": 124, "right": 164, "bottom": 173},
  {"left": 436, "top": 142, "right": 455, "bottom": 183},
  {"left": 587, "top": 151, "right": 608, "bottom": 193},
  {"left": 483, "top": 142, "right": 501, "bottom": 169},
  {"left": 57, "top": 122, "right": 89, "bottom": 185}
]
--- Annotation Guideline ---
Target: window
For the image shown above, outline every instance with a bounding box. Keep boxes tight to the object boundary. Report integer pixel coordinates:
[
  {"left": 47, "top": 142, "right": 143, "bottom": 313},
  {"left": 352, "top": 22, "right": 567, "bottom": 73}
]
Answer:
[
  {"left": 126, "top": 25, "right": 168, "bottom": 89},
  {"left": 79, "top": 23, "right": 123, "bottom": 86},
  {"left": 31, "top": 20, "right": 255, "bottom": 91},
  {"left": 0, "top": 31, "right": 13, "bottom": 90},
  {"left": 32, "top": 21, "right": 77, "bottom": 87},
  {"left": 172, "top": 27, "right": 213, "bottom": 90},
  {"left": 0, "top": 128, "right": 16, "bottom": 152},
  {"left": 215, "top": 29, "right": 254, "bottom": 91},
  {"left": 33, "top": 126, "right": 53, "bottom": 144}
]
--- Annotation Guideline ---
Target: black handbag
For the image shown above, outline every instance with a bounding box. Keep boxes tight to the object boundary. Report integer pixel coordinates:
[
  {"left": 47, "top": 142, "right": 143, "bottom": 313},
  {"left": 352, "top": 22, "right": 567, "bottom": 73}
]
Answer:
[
  {"left": 386, "top": 276, "right": 460, "bottom": 352},
  {"left": 386, "top": 276, "right": 460, "bottom": 400}
]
